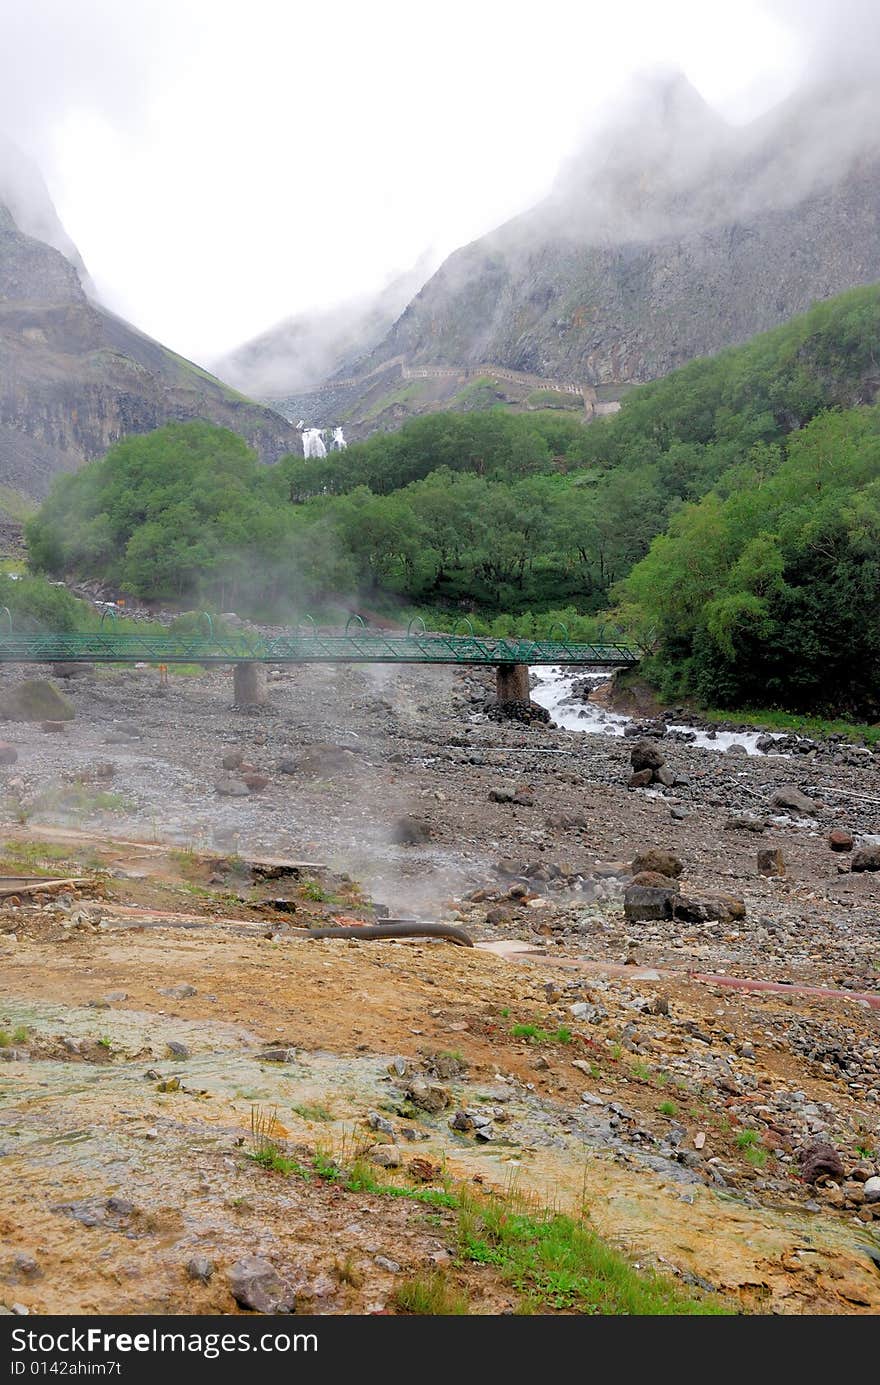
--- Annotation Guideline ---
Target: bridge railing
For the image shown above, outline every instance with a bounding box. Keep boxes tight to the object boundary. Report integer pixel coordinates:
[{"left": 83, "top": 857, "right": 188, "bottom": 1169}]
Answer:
[{"left": 0, "top": 629, "right": 639, "bottom": 666}]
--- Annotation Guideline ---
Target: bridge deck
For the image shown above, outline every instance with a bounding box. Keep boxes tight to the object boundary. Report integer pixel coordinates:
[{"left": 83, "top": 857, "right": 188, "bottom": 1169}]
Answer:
[{"left": 0, "top": 632, "right": 638, "bottom": 667}]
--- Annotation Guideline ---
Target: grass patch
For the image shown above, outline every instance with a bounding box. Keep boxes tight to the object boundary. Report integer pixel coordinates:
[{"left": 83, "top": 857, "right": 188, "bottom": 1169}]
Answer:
[
  {"left": 0, "top": 1031, "right": 10, "bottom": 1047},
  {"left": 658, "top": 1100, "right": 678, "bottom": 1117},
  {"left": 510, "top": 1023, "right": 573, "bottom": 1045},
  {"left": 735, "top": 1129, "right": 759, "bottom": 1148},
  {"left": 244, "top": 1108, "right": 729, "bottom": 1315},
  {"left": 392, "top": 1270, "right": 471, "bottom": 1315},
  {"left": 301, "top": 880, "right": 336, "bottom": 903},
  {"left": 292, "top": 1102, "right": 334, "bottom": 1123},
  {"left": 630, "top": 1062, "right": 653, "bottom": 1082},
  {"left": 455, "top": 1190, "right": 729, "bottom": 1315}
]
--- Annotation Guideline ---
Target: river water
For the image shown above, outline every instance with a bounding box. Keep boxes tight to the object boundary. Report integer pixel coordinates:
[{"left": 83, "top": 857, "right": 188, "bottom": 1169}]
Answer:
[{"left": 530, "top": 666, "right": 778, "bottom": 756}]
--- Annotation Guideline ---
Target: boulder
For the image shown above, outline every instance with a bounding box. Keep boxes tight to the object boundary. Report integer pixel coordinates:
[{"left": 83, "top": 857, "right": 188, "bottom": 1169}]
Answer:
[
  {"left": 221, "top": 751, "right": 244, "bottom": 770},
  {"left": 0, "top": 680, "right": 74, "bottom": 723},
  {"left": 757, "top": 846, "right": 785, "bottom": 877},
  {"left": 674, "top": 891, "right": 746, "bottom": 924},
  {"left": 623, "top": 884, "right": 677, "bottom": 922},
  {"left": 724, "top": 814, "right": 767, "bottom": 832},
  {"left": 798, "top": 1140, "right": 845, "bottom": 1186},
  {"left": 0, "top": 743, "right": 18, "bottom": 765},
  {"left": 828, "top": 828, "right": 854, "bottom": 852},
  {"left": 227, "top": 1257, "right": 295, "bottom": 1314},
  {"left": 404, "top": 1079, "right": 450, "bottom": 1113},
  {"left": 242, "top": 772, "right": 269, "bottom": 793},
  {"left": 630, "top": 739, "right": 665, "bottom": 773},
  {"left": 627, "top": 769, "right": 653, "bottom": 789},
  {"left": 769, "top": 785, "right": 816, "bottom": 816},
  {"left": 214, "top": 777, "right": 250, "bottom": 797},
  {"left": 277, "top": 757, "right": 298, "bottom": 775},
  {"left": 851, "top": 845, "right": 880, "bottom": 872},
  {"left": 631, "top": 870, "right": 680, "bottom": 889},
  {"left": 392, "top": 816, "right": 432, "bottom": 846},
  {"left": 631, "top": 849, "right": 683, "bottom": 879},
  {"left": 654, "top": 764, "right": 677, "bottom": 786}
]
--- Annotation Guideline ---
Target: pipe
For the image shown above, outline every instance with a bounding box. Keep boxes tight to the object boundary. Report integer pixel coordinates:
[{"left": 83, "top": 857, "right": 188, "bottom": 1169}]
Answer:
[{"left": 306, "top": 921, "right": 474, "bottom": 947}]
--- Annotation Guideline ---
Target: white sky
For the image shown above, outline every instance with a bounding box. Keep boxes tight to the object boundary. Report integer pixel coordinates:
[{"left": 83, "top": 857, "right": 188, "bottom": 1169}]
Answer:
[{"left": 0, "top": 0, "right": 813, "bottom": 364}]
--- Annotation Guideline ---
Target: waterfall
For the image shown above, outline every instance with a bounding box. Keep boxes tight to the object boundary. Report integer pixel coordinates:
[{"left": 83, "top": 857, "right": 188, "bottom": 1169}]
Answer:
[
  {"left": 333, "top": 426, "right": 347, "bottom": 450},
  {"left": 302, "top": 427, "right": 327, "bottom": 459}
]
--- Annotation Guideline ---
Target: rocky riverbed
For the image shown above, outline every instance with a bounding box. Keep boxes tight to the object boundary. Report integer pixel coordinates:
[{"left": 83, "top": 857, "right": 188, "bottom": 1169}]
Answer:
[{"left": 0, "top": 658, "right": 878, "bottom": 1314}]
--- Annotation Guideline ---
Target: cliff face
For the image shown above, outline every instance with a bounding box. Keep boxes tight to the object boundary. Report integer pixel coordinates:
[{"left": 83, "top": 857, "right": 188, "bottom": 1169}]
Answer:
[
  {"left": 311, "top": 75, "right": 880, "bottom": 426},
  {"left": 0, "top": 177, "right": 300, "bottom": 499}
]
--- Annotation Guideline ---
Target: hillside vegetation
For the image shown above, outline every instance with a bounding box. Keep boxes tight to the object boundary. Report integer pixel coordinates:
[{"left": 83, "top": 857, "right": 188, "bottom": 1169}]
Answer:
[{"left": 24, "top": 285, "right": 880, "bottom": 716}]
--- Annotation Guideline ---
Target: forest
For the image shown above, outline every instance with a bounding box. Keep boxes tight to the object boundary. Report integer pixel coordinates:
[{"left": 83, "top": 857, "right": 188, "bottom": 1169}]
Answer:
[{"left": 24, "top": 283, "right": 880, "bottom": 715}]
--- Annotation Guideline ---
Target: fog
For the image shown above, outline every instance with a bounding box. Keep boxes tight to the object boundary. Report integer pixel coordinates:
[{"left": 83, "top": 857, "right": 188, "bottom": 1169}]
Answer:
[{"left": 0, "top": 1, "right": 874, "bottom": 365}]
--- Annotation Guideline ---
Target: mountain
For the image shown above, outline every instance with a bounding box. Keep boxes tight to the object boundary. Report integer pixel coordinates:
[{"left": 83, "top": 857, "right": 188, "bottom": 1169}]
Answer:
[
  {"left": 0, "top": 144, "right": 300, "bottom": 500},
  {"left": 211, "top": 253, "right": 435, "bottom": 405},
  {"left": 290, "top": 72, "right": 880, "bottom": 433}
]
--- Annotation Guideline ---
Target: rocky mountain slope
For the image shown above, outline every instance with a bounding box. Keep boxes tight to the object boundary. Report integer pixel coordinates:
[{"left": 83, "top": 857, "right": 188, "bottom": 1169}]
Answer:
[
  {"left": 0, "top": 148, "right": 300, "bottom": 500},
  {"left": 212, "top": 253, "right": 434, "bottom": 403},
  {"left": 287, "top": 74, "right": 880, "bottom": 431}
]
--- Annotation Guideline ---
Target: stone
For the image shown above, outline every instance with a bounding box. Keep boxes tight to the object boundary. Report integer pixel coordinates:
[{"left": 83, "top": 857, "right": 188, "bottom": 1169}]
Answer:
[
  {"left": 277, "top": 757, "right": 298, "bottom": 775},
  {"left": 221, "top": 751, "right": 244, "bottom": 770},
  {"left": 489, "top": 788, "right": 515, "bottom": 803},
  {"left": 227, "top": 1257, "right": 295, "bottom": 1314},
  {"left": 769, "top": 785, "right": 816, "bottom": 815},
  {"left": 374, "top": 1255, "right": 401, "bottom": 1273},
  {"left": 255, "top": 1048, "right": 296, "bottom": 1063},
  {"left": 166, "top": 1041, "right": 190, "bottom": 1059},
  {"left": 485, "top": 907, "right": 512, "bottom": 926},
  {"left": 186, "top": 1256, "right": 215, "bottom": 1284},
  {"left": 369, "top": 1145, "right": 402, "bottom": 1168},
  {"left": 627, "top": 769, "right": 653, "bottom": 788},
  {"left": 828, "top": 828, "right": 854, "bottom": 852},
  {"left": 631, "top": 849, "right": 683, "bottom": 879},
  {"left": 367, "top": 1111, "right": 395, "bottom": 1134},
  {"left": 214, "top": 777, "right": 250, "bottom": 797},
  {"left": 631, "top": 870, "right": 680, "bottom": 889},
  {"left": 725, "top": 814, "right": 766, "bottom": 832},
  {"left": 757, "top": 846, "right": 785, "bottom": 877},
  {"left": 242, "top": 772, "right": 269, "bottom": 793},
  {"left": 404, "top": 1079, "right": 450, "bottom": 1113},
  {"left": 392, "top": 816, "right": 431, "bottom": 846},
  {"left": 624, "top": 884, "right": 677, "bottom": 922},
  {"left": 863, "top": 1177, "right": 880, "bottom": 1203},
  {"left": 851, "top": 846, "right": 880, "bottom": 872},
  {"left": 654, "top": 764, "right": 677, "bottom": 787},
  {"left": 40, "top": 720, "right": 66, "bottom": 733},
  {"left": 0, "top": 680, "right": 74, "bottom": 723},
  {"left": 798, "top": 1140, "right": 845, "bottom": 1185},
  {"left": 674, "top": 891, "right": 746, "bottom": 924},
  {"left": 0, "top": 742, "right": 17, "bottom": 765},
  {"left": 630, "top": 739, "right": 665, "bottom": 773}
]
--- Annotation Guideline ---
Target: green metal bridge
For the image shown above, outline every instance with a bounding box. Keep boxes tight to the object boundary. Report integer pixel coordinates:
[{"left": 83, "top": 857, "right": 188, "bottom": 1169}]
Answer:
[{"left": 0, "top": 618, "right": 639, "bottom": 668}]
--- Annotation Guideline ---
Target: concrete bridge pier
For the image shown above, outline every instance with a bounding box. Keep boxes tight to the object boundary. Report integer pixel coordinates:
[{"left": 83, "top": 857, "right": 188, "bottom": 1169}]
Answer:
[
  {"left": 233, "top": 661, "right": 268, "bottom": 707},
  {"left": 495, "top": 662, "right": 530, "bottom": 707}
]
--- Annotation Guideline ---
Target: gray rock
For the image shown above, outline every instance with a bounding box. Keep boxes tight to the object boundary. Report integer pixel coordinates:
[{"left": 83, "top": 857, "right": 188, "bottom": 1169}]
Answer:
[
  {"left": 215, "top": 777, "right": 250, "bottom": 797},
  {"left": 374, "top": 1255, "right": 400, "bottom": 1272},
  {"left": 370, "top": 1145, "right": 401, "bottom": 1168},
  {"left": 166, "top": 1041, "right": 190, "bottom": 1059},
  {"left": 630, "top": 739, "right": 665, "bottom": 773},
  {"left": 769, "top": 785, "right": 816, "bottom": 815},
  {"left": 624, "top": 884, "right": 677, "bottom": 922},
  {"left": 255, "top": 1048, "right": 296, "bottom": 1064},
  {"left": 405, "top": 1079, "right": 450, "bottom": 1113},
  {"left": 863, "top": 1176, "right": 880, "bottom": 1203},
  {"left": 367, "top": 1110, "right": 395, "bottom": 1134},
  {"left": 228, "top": 1257, "right": 295, "bottom": 1314},
  {"left": 159, "top": 984, "right": 197, "bottom": 999},
  {"left": 851, "top": 845, "right": 880, "bottom": 872},
  {"left": 186, "top": 1256, "right": 215, "bottom": 1284}
]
